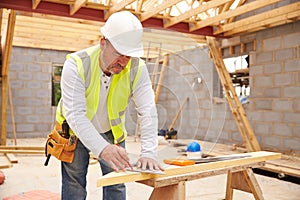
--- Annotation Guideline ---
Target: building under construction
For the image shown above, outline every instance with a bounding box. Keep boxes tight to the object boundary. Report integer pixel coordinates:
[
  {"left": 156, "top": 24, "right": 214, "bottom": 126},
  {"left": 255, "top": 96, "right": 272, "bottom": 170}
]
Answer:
[{"left": 0, "top": 0, "right": 299, "bottom": 199}]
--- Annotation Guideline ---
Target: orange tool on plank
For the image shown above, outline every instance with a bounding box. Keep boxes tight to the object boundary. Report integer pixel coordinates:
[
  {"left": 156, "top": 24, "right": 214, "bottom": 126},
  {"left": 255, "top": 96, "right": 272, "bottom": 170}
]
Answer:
[{"left": 164, "top": 159, "right": 195, "bottom": 166}]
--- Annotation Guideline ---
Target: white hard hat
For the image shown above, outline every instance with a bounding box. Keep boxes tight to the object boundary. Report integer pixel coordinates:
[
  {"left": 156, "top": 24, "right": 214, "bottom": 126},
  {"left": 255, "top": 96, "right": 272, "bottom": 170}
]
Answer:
[{"left": 101, "top": 11, "right": 144, "bottom": 57}]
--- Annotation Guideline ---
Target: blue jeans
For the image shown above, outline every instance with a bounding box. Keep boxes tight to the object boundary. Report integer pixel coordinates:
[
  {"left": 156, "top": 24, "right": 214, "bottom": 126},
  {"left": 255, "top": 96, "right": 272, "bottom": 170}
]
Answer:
[{"left": 61, "top": 130, "right": 126, "bottom": 200}]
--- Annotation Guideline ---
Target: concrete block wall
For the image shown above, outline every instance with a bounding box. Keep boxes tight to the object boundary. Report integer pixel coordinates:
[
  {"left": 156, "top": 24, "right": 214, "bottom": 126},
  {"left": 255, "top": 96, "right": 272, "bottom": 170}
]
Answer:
[
  {"left": 141, "top": 47, "right": 230, "bottom": 147},
  {"left": 148, "top": 21, "right": 300, "bottom": 155},
  {"left": 1, "top": 22, "right": 299, "bottom": 155},
  {"left": 1, "top": 47, "right": 69, "bottom": 139},
  {"left": 247, "top": 21, "right": 300, "bottom": 154}
]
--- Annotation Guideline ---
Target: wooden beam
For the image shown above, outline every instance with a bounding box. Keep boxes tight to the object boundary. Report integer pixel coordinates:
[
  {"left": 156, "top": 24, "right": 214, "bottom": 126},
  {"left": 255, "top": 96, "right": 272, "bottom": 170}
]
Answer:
[
  {"left": 0, "top": 155, "right": 12, "bottom": 169},
  {"left": 135, "top": 0, "right": 144, "bottom": 12},
  {"left": 32, "top": 0, "right": 41, "bottom": 9},
  {"left": 227, "top": 0, "right": 246, "bottom": 24},
  {"left": 190, "top": 0, "right": 282, "bottom": 32},
  {"left": 216, "top": 2, "right": 300, "bottom": 35},
  {"left": 140, "top": 162, "right": 265, "bottom": 188},
  {"left": 155, "top": 54, "right": 168, "bottom": 104},
  {"left": 5, "top": 153, "right": 18, "bottom": 163},
  {"left": 168, "top": 97, "right": 188, "bottom": 131},
  {"left": 149, "top": 181, "right": 185, "bottom": 200},
  {"left": 164, "top": 0, "right": 231, "bottom": 28},
  {"left": 104, "top": 0, "right": 136, "bottom": 20},
  {"left": 206, "top": 36, "right": 261, "bottom": 152},
  {"left": 142, "top": 0, "right": 157, "bottom": 12},
  {"left": 0, "top": 0, "right": 214, "bottom": 36},
  {"left": 226, "top": 168, "right": 264, "bottom": 200},
  {"left": 224, "top": 11, "right": 300, "bottom": 36},
  {"left": 1, "top": 9, "right": 16, "bottom": 145},
  {"left": 70, "top": 0, "right": 87, "bottom": 15},
  {"left": 0, "top": 9, "right": 2, "bottom": 44},
  {"left": 8, "top": 77, "right": 17, "bottom": 145},
  {"left": 220, "top": 3, "right": 300, "bottom": 36},
  {"left": 96, "top": 151, "right": 281, "bottom": 187},
  {"left": 140, "top": 0, "right": 182, "bottom": 22},
  {"left": 0, "top": 146, "right": 44, "bottom": 150},
  {"left": 0, "top": 149, "right": 44, "bottom": 154}
]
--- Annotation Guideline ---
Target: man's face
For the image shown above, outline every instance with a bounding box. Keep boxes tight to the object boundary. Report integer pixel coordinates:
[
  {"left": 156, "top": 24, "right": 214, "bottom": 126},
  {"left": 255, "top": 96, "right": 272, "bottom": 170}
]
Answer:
[{"left": 100, "top": 39, "right": 130, "bottom": 75}]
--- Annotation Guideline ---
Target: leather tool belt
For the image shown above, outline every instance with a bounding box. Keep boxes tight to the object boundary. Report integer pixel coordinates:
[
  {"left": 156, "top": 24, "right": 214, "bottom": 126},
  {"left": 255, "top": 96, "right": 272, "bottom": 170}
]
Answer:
[{"left": 44, "top": 121, "right": 78, "bottom": 166}]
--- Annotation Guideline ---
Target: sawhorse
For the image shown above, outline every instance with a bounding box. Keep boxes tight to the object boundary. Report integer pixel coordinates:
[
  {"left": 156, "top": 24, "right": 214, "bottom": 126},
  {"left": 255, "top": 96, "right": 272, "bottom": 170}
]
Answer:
[
  {"left": 96, "top": 151, "right": 281, "bottom": 200},
  {"left": 140, "top": 162, "right": 264, "bottom": 200}
]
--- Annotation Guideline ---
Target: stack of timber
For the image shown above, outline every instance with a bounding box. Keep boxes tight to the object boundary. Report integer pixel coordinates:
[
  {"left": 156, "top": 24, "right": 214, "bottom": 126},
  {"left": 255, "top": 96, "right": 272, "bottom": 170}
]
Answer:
[{"left": 0, "top": 146, "right": 44, "bottom": 168}]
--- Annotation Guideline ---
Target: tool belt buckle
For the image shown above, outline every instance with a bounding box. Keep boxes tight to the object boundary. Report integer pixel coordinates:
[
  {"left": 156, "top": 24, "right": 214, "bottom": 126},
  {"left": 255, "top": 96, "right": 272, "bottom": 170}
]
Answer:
[{"left": 68, "top": 135, "right": 77, "bottom": 145}]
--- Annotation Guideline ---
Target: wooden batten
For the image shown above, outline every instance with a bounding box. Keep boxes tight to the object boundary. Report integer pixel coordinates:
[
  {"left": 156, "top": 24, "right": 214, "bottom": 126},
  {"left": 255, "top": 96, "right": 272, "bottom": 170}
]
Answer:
[
  {"left": 96, "top": 151, "right": 281, "bottom": 187},
  {"left": 1, "top": 9, "right": 16, "bottom": 145},
  {"left": 206, "top": 36, "right": 261, "bottom": 152}
]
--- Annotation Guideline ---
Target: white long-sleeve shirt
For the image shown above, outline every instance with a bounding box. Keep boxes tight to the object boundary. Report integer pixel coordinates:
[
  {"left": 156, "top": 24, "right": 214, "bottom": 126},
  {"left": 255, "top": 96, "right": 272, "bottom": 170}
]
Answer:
[{"left": 60, "top": 57, "right": 158, "bottom": 160}]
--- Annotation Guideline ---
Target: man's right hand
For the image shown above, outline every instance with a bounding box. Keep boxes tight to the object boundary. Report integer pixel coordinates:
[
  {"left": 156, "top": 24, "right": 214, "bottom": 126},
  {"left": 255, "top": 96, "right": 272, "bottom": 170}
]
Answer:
[{"left": 99, "top": 144, "right": 132, "bottom": 172}]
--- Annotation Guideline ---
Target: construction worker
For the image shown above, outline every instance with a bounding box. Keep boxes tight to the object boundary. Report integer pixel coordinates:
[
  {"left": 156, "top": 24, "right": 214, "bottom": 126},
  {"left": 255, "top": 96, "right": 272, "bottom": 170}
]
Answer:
[{"left": 56, "top": 11, "right": 163, "bottom": 199}]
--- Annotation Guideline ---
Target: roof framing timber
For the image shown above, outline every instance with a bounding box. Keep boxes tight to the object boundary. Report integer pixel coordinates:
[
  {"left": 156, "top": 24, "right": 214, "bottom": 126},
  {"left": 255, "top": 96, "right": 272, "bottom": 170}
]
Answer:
[
  {"left": 1, "top": 0, "right": 300, "bottom": 54},
  {"left": 0, "top": 0, "right": 213, "bottom": 36},
  {"left": 70, "top": 0, "right": 87, "bottom": 15},
  {"left": 190, "top": 0, "right": 282, "bottom": 32},
  {"left": 216, "top": 2, "right": 300, "bottom": 36},
  {"left": 164, "top": 0, "right": 231, "bottom": 28},
  {"left": 140, "top": 0, "right": 182, "bottom": 22},
  {"left": 105, "top": 0, "right": 136, "bottom": 20},
  {"left": 32, "top": 0, "right": 42, "bottom": 9}
]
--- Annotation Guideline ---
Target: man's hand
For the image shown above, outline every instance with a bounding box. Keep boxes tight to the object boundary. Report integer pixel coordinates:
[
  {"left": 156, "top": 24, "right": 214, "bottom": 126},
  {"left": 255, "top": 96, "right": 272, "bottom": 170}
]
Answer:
[
  {"left": 136, "top": 157, "right": 164, "bottom": 171},
  {"left": 99, "top": 144, "right": 132, "bottom": 172}
]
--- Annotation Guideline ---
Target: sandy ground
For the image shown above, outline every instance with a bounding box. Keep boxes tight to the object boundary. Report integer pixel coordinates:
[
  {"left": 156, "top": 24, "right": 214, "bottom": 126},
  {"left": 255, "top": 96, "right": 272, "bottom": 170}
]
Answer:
[{"left": 1, "top": 137, "right": 300, "bottom": 200}]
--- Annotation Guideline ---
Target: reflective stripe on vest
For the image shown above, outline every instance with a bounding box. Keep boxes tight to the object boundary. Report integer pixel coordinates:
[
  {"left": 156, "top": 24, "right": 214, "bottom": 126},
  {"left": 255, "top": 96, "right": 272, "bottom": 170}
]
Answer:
[{"left": 56, "top": 45, "right": 143, "bottom": 143}]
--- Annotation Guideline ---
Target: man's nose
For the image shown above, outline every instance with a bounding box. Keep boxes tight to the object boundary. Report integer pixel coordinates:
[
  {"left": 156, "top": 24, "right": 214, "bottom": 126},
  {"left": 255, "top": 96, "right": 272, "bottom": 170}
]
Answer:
[{"left": 117, "top": 56, "right": 130, "bottom": 65}]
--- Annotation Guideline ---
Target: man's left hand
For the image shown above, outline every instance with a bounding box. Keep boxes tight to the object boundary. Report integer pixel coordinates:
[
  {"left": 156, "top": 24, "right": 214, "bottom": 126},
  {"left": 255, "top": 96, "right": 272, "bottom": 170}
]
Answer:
[{"left": 136, "top": 157, "right": 164, "bottom": 171}]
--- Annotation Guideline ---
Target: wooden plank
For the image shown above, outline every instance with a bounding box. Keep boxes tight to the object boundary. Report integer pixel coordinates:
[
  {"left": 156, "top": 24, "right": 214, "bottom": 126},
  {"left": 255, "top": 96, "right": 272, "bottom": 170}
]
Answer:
[
  {"left": 155, "top": 54, "right": 168, "bottom": 104},
  {"left": 139, "top": 162, "right": 265, "bottom": 188},
  {"left": 227, "top": 168, "right": 264, "bottom": 200},
  {"left": 0, "top": 146, "right": 44, "bottom": 150},
  {"left": 14, "top": 15, "right": 101, "bottom": 34},
  {"left": 149, "top": 181, "right": 185, "bottom": 200},
  {"left": 206, "top": 36, "right": 261, "bottom": 152},
  {"left": 1, "top": 9, "right": 16, "bottom": 145},
  {"left": 104, "top": 0, "right": 136, "bottom": 20},
  {"left": 224, "top": 9, "right": 300, "bottom": 36},
  {"left": 164, "top": 0, "right": 231, "bottom": 28},
  {"left": 0, "top": 149, "right": 44, "bottom": 154},
  {"left": 140, "top": 0, "right": 182, "bottom": 22},
  {"left": 216, "top": 2, "right": 300, "bottom": 35},
  {"left": 190, "top": 0, "right": 282, "bottom": 32},
  {"left": 168, "top": 97, "right": 188, "bottom": 131},
  {"left": 243, "top": 168, "right": 264, "bottom": 200},
  {"left": 96, "top": 151, "right": 281, "bottom": 187},
  {"left": 0, "top": 9, "right": 2, "bottom": 38},
  {"left": 262, "top": 162, "right": 300, "bottom": 179},
  {"left": 8, "top": 77, "right": 17, "bottom": 145},
  {"left": 227, "top": 0, "right": 246, "bottom": 24},
  {"left": 5, "top": 153, "right": 18, "bottom": 163},
  {"left": 32, "top": 0, "right": 41, "bottom": 9},
  {"left": 225, "top": 170, "right": 234, "bottom": 200},
  {"left": 0, "top": 154, "right": 12, "bottom": 169},
  {"left": 70, "top": 0, "right": 87, "bottom": 15}
]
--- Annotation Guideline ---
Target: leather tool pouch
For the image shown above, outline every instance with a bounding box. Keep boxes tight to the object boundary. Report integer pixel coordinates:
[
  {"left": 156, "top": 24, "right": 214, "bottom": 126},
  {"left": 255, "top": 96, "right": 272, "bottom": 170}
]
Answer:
[{"left": 44, "top": 121, "right": 78, "bottom": 165}]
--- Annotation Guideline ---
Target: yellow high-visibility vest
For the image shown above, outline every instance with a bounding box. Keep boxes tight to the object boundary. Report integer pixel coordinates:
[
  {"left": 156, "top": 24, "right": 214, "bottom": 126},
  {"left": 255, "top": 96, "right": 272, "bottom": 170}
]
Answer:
[{"left": 56, "top": 45, "right": 143, "bottom": 144}]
